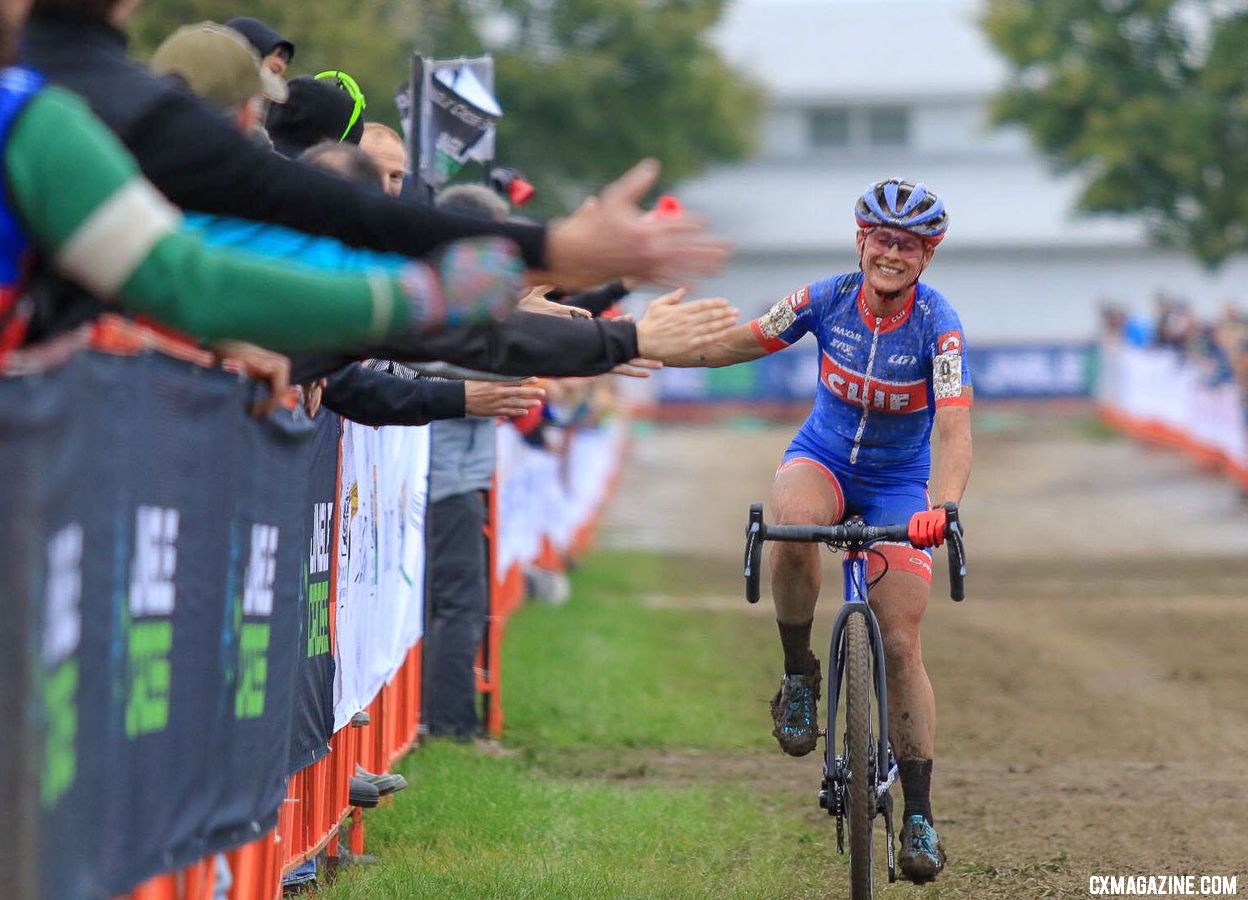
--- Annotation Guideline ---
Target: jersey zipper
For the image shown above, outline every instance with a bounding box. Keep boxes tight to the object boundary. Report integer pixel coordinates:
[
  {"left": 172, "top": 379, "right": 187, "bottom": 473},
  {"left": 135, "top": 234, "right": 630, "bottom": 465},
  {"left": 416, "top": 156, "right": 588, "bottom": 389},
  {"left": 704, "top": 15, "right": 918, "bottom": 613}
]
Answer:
[{"left": 849, "top": 318, "right": 882, "bottom": 465}]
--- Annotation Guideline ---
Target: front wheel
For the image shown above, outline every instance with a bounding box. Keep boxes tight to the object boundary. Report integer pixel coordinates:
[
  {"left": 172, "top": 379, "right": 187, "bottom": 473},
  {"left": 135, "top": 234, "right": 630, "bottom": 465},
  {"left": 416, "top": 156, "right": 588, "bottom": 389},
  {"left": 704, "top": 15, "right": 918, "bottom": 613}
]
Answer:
[{"left": 844, "top": 610, "right": 875, "bottom": 899}]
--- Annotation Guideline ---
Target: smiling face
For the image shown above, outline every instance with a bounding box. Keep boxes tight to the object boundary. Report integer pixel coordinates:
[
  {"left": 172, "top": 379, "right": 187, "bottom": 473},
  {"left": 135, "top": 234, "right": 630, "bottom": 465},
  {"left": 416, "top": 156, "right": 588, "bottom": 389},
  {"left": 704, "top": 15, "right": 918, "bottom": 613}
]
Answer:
[{"left": 855, "top": 226, "right": 935, "bottom": 297}]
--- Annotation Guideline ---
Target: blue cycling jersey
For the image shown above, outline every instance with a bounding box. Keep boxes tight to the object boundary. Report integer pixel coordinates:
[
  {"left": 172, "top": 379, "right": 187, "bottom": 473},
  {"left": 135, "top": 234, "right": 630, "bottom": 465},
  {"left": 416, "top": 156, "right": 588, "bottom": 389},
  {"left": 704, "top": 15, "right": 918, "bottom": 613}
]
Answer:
[{"left": 751, "top": 271, "right": 971, "bottom": 480}]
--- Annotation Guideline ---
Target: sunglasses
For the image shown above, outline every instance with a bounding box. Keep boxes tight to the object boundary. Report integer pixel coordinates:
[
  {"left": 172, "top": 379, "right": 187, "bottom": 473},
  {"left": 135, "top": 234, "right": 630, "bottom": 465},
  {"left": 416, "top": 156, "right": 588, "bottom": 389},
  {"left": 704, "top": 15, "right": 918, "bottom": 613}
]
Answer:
[
  {"left": 865, "top": 228, "right": 926, "bottom": 258},
  {"left": 315, "top": 70, "right": 367, "bottom": 142}
]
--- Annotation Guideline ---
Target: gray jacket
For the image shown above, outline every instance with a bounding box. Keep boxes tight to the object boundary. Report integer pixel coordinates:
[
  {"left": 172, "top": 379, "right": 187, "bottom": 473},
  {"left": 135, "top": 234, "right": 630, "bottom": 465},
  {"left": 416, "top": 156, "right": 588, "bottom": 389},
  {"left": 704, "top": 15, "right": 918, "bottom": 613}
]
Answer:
[
  {"left": 368, "top": 360, "right": 498, "bottom": 502},
  {"left": 429, "top": 417, "right": 496, "bottom": 502}
]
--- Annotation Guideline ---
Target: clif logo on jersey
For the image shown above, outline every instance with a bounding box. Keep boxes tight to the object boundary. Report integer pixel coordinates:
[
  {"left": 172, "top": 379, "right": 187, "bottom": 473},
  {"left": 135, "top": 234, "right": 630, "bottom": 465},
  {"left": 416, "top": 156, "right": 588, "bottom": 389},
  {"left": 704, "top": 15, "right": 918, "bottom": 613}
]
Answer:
[
  {"left": 938, "top": 331, "right": 963, "bottom": 354},
  {"left": 820, "top": 354, "right": 928, "bottom": 414}
]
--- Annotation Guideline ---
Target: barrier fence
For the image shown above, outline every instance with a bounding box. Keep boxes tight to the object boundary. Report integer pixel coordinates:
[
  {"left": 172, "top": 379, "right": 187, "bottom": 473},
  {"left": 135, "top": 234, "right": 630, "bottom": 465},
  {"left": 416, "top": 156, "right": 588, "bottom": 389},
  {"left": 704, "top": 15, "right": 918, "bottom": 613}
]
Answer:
[
  {"left": 1097, "top": 341, "right": 1248, "bottom": 488},
  {"left": 2, "top": 339, "right": 627, "bottom": 900}
]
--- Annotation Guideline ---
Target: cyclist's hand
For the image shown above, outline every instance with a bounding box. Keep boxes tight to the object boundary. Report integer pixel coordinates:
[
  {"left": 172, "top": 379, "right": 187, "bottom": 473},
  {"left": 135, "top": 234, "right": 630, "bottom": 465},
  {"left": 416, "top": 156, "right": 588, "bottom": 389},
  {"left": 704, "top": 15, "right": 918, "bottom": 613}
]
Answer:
[{"left": 908, "top": 507, "right": 948, "bottom": 548}]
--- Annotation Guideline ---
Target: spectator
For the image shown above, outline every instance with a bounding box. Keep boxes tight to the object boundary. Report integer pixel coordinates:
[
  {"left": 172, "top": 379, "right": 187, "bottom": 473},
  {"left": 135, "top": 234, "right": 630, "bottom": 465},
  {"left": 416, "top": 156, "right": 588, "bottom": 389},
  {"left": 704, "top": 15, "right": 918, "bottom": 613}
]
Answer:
[
  {"left": 266, "top": 75, "right": 364, "bottom": 158},
  {"left": 1154, "top": 294, "right": 1195, "bottom": 352},
  {"left": 159, "top": 44, "right": 728, "bottom": 389},
  {"left": 1098, "top": 302, "right": 1126, "bottom": 341},
  {"left": 151, "top": 22, "right": 287, "bottom": 113},
  {"left": 224, "top": 15, "right": 294, "bottom": 77},
  {"left": 22, "top": 0, "right": 731, "bottom": 300},
  {"left": 142, "top": 38, "right": 571, "bottom": 431},
  {"left": 360, "top": 122, "right": 407, "bottom": 197},
  {"left": 423, "top": 183, "right": 518, "bottom": 742},
  {"left": 22, "top": 0, "right": 738, "bottom": 386},
  {"left": 295, "top": 141, "right": 545, "bottom": 426},
  {"left": 149, "top": 22, "right": 285, "bottom": 146},
  {"left": 301, "top": 141, "right": 387, "bottom": 192},
  {"left": 0, "top": 7, "right": 523, "bottom": 361}
]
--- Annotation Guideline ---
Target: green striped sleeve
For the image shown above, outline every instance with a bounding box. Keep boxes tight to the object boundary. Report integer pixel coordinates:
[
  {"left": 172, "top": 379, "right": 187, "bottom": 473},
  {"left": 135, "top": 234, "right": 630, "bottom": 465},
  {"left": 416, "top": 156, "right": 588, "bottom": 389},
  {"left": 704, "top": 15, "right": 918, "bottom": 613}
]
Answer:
[{"left": 5, "top": 87, "right": 409, "bottom": 350}]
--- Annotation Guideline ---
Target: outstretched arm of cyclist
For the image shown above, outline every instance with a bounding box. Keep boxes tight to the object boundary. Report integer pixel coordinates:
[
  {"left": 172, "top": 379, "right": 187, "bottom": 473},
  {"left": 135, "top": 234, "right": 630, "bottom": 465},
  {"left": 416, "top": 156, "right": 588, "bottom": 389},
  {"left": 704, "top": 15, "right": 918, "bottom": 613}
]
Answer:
[
  {"left": 660, "top": 320, "right": 770, "bottom": 368},
  {"left": 929, "top": 390, "right": 973, "bottom": 507}
]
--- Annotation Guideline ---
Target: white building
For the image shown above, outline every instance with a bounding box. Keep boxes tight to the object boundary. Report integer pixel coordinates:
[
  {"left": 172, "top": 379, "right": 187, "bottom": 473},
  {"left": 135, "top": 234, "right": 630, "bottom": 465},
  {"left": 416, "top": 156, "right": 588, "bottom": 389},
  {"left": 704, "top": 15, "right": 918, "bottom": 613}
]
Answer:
[{"left": 679, "top": 0, "right": 1248, "bottom": 341}]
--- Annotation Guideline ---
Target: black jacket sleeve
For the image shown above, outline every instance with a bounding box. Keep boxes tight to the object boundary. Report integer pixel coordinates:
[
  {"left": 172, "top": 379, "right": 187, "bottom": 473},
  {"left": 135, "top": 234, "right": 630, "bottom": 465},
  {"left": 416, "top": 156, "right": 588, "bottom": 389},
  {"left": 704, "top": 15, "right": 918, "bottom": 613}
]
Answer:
[
  {"left": 559, "top": 280, "right": 631, "bottom": 315},
  {"left": 320, "top": 364, "right": 465, "bottom": 427},
  {"left": 289, "top": 314, "right": 640, "bottom": 384},
  {"left": 123, "top": 93, "right": 547, "bottom": 266}
]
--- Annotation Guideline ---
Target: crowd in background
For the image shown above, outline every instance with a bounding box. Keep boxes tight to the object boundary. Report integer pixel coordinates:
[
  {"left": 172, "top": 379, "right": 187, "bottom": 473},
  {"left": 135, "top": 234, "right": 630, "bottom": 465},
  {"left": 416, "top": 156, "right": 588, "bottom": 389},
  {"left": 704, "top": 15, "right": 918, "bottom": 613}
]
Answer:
[
  {"left": 1, "top": 0, "right": 741, "bottom": 894},
  {"left": 1102, "top": 297, "right": 1248, "bottom": 414}
]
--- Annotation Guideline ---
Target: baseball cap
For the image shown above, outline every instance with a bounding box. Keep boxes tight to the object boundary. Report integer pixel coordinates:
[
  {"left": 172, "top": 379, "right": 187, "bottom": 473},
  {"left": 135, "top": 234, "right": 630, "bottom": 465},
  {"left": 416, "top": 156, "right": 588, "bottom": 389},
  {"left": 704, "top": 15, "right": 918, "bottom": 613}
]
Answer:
[
  {"left": 151, "top": 22, "right": 288, "bottom": 110},
  {"left": 226, "top": 16, "right": 296, "bottom": 63}
]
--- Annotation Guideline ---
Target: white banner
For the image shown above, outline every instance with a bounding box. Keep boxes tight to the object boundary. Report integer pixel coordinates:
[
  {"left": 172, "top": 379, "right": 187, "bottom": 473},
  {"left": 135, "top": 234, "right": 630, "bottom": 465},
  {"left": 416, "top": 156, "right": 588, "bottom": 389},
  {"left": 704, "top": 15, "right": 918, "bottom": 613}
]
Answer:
[
  {"left": 1098, "top": 342, "right": 1247, "bottom": 469},
  {"left": 331, "top": 416, "right": 624, "bottom": 732},
  {"left": 333, "top": 421, "right": 430, "bottom": 732},
  {"left": 494, "top": 420, "right": 628, "bottom": 577}
]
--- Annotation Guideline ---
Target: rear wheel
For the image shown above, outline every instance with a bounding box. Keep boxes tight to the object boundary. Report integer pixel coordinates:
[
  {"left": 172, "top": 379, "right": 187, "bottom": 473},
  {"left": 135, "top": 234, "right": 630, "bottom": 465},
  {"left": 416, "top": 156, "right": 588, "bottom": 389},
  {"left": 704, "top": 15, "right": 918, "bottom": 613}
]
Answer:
[{"left": 844, "top": 610, "right": 875, "bottom": 899}]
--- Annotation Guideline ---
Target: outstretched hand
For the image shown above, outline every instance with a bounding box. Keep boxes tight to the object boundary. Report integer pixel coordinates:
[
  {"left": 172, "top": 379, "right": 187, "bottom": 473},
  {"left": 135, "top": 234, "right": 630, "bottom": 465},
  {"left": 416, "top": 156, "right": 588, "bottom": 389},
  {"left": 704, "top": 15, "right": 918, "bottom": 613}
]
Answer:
[
  {"left": 612, "top": 358, "right": 663, "bottom": 378},
  {"left": 517, "top": 285, "right": 593, "bottom": 319},
  {"left": 542, "top": 160, "right": 731, "bottom": 290},
  {"left": 465, "top": 378, "right": 546, "bottom": 418},
  {"left": 634, "top": 289, "right": 739, "bottom": 364}
]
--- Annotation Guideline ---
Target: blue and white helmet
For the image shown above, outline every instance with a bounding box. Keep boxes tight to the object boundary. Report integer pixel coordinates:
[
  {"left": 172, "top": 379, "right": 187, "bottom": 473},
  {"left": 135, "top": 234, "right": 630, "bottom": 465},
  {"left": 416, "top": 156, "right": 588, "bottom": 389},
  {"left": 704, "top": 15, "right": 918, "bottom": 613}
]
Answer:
[{"left": 854, "top": 178, "right": 949, "bottom": 245}]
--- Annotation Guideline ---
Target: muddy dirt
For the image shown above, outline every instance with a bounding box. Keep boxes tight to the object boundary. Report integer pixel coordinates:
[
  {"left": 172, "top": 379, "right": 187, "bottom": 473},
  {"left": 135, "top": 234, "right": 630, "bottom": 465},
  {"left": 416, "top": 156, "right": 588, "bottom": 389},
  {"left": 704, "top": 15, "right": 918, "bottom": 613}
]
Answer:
[{"left": 600, "top": 406, "right": 1248, "bottom": 898}]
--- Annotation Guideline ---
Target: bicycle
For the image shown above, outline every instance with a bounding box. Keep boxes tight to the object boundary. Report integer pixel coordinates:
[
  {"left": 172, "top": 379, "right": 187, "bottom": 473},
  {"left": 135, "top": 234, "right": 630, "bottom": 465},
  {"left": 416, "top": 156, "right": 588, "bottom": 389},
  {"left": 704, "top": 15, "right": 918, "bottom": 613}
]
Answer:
[{"left": 743, "top": 502, "right": 967, "bottom": 898}]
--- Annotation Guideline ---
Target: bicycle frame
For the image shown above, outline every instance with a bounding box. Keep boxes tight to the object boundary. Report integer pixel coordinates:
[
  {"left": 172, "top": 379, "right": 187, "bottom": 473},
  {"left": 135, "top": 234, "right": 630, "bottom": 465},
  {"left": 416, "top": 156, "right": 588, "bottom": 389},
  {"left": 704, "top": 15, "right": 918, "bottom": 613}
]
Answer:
[{"left": 823, "top": 551, "right": 896, "bottom": 799}]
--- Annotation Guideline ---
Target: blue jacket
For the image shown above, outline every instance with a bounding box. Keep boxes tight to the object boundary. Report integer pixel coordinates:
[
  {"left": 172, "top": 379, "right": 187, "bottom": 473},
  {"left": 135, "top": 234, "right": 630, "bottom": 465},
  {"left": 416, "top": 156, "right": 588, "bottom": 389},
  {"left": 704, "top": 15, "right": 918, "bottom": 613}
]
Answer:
[{"left": 184, "top": 213, "right": 466, "bottom": 426}]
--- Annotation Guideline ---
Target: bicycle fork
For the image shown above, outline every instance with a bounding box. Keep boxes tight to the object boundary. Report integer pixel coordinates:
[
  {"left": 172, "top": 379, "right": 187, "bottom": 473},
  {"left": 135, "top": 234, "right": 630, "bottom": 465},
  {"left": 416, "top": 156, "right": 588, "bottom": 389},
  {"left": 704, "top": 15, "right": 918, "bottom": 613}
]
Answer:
[{"left": 817, "top": 552, "right": 900, "bottom": 883}]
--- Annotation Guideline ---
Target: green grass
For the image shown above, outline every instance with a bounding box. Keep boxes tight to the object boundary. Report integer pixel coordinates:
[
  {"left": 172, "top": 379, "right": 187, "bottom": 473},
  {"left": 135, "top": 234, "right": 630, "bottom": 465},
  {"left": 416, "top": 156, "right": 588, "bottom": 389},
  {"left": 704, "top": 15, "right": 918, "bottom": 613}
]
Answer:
[
  {"left": 500, "top": 552, "right": 775, "bottom": 752},
  {"left": 317, "top": 551, "right": 846, "bottom": 899}
]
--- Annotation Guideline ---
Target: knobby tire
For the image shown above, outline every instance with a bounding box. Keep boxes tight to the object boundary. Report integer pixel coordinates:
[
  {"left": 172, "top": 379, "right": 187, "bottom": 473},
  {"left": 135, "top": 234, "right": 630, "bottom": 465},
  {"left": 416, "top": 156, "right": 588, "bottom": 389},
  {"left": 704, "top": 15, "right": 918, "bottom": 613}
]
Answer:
[{"left": 844, "top": 610, "right": 875, "bottom": 899}]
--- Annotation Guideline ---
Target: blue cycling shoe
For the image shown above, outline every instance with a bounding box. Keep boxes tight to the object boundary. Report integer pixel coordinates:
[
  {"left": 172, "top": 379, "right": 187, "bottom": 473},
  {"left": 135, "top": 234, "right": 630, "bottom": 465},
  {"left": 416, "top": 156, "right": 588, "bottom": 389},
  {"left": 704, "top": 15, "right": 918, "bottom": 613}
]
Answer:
[
  {"left": 769, "top": 662, "right": 821, "bottom": 756},
  {"left": 898, "top": 815, "right": 945, "bottom": 883}
]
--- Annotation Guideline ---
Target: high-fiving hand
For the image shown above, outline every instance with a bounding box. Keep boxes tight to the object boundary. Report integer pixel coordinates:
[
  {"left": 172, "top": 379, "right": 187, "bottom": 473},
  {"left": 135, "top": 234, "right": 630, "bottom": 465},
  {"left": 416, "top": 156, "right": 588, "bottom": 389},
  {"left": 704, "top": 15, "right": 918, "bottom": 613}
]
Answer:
[
  {"left": 634, "top": 289, "right": 739, "bottom": 363},
  {"left": 465, "top": 378, "right": 546, "bottom": 418},
  {"left": 542, "top": 160, "right": 731, "bottom": 290}
]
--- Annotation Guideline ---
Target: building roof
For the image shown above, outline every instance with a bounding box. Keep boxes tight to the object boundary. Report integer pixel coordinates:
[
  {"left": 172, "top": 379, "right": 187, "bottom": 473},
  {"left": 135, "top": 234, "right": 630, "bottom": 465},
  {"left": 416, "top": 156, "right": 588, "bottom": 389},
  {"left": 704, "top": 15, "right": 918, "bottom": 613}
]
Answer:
[{"left": 714, "top": 0, "right": 1006, "bottom": 102}]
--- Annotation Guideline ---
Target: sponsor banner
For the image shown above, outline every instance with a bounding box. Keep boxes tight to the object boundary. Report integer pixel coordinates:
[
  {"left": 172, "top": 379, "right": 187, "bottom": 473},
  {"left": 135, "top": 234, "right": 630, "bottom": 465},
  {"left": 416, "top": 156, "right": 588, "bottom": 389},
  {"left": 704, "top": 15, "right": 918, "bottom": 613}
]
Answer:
[
  {"left": 965, "top": 344, "right": 1093, "bottom": 398},
  {"left": 0, "top": 351, "right": 314, "bottom": 898},
  {"left": 289, "top": 415, "right": 339, "bottom": 773},
  {"left": 202, "top": 393, "right": 313, "bottom": 852},
  {"left": 333, "top": 421, "right": 430, "bottom": 732},
  {"left": 655, "top": 342, "right": 1095, "bottom": 404}
]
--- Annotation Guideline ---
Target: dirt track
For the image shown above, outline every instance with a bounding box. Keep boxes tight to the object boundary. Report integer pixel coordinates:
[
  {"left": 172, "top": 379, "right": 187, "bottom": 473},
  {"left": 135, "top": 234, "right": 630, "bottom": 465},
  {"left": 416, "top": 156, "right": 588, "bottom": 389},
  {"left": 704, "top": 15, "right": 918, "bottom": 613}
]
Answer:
[{"left": 601, "top": 407, "right": 1248, "bottom": 897}]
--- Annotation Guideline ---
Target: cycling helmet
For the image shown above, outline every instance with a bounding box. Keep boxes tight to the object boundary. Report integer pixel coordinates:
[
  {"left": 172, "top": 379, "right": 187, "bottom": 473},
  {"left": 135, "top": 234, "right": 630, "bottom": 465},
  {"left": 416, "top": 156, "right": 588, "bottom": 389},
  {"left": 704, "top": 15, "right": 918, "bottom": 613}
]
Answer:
[{"left": 854, "top": 178, "right": 949, "bottom": 245}]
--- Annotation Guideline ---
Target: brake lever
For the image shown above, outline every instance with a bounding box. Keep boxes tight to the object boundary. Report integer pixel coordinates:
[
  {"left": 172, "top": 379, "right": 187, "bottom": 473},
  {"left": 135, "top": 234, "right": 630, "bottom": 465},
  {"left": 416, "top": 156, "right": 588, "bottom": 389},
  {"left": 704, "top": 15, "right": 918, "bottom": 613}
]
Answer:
[
  {"left": 745, "top": 503, "right": 764, "bottom": 604},
  {"left": 942, "top": 503, "right": 967, "bottom": 602}
]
